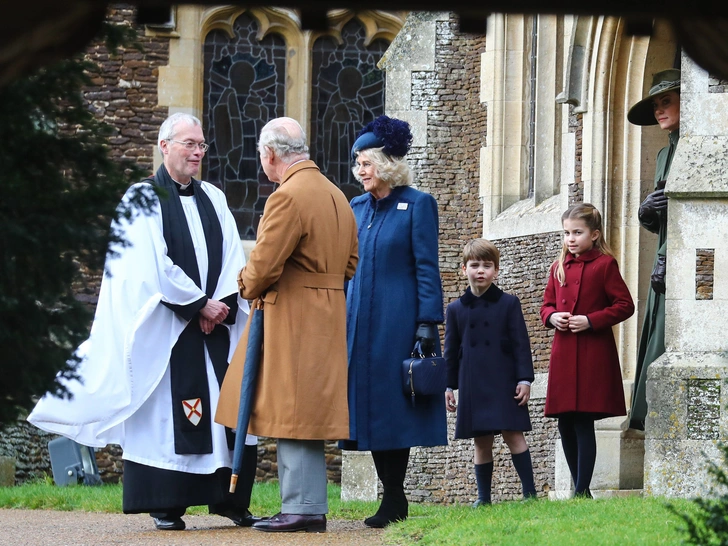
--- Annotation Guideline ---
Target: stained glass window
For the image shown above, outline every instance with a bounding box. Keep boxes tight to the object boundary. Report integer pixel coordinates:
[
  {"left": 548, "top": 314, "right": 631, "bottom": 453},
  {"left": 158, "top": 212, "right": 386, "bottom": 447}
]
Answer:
[
  {"left": 311, "top": 19, "right": 389, "bottom": 202},
  {"left": 203, "top": 13, "right": 286, "bottom": 239}
]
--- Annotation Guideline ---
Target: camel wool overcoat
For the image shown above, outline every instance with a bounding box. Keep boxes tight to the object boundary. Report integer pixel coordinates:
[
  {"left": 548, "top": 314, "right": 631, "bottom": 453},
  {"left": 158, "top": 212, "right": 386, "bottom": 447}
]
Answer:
[
  {"left": 215, "top": 160, "right": 358, "bottom": 440},
  {"left": 540, "top": 248, "right": 634, "bottom": 419}
]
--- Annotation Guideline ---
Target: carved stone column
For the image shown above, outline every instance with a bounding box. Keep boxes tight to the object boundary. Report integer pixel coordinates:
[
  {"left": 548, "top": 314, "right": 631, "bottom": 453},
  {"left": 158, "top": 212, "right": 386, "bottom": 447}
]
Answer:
[{"left": 644, "top": 52, "right": 728, "bottom": 497}]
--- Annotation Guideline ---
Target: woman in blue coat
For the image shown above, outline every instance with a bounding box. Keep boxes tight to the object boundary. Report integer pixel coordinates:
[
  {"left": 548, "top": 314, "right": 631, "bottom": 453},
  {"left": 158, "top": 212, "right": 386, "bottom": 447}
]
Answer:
[{"left": 342, "top": 116, "right": 447, "bottom": 528}]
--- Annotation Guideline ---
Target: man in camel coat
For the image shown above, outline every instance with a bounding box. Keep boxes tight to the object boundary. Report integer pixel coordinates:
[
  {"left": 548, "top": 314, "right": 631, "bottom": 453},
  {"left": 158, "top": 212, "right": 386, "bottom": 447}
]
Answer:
[{"left": 216, "top": 117, "right": 358, "bottom": 533}]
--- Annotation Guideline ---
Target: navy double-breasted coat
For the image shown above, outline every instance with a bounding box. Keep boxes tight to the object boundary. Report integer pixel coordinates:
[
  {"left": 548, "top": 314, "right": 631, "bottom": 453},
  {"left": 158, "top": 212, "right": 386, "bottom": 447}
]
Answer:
[
  {"left": 444, "top": 285, "right": 534, "bottom": 438},
  {"left": 343, "top": 185, "right": 447, "bottom": 451},
  {"left": 540, "top": 248, "right": 635, "bottom": 418}
]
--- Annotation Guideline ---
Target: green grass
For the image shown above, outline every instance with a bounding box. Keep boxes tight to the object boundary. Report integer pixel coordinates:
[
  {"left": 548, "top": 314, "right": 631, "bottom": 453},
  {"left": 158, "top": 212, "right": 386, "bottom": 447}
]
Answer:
[
  {"left": 386, "top": 496, "right": 698, "bottom": 545},
  {"left": 0, "top": 479, "right": 375, "bottom": 518},
  {"left": 0, "top": 476, "right": 124, "bottom": 512},
  {"left": 0, "top": 480, "right": 699, "bottom": 545}
]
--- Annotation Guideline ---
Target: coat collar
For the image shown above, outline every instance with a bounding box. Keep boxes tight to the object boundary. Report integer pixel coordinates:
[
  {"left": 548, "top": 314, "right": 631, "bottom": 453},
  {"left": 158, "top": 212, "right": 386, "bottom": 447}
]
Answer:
[
  {"left": 460, "top": 284, "right": 503, "bottom": 305},
  {"left": 668, "top": 130, "right": 679, "bottom": 147},
  {"left": 564, "top": 246, "right": 603, "bottom": 264},
  {"left": 367, "top": 185, "right": 406, "bottom": 208},
  {"left": 280, "top": 160, "right": 320, "bottom": 185}
]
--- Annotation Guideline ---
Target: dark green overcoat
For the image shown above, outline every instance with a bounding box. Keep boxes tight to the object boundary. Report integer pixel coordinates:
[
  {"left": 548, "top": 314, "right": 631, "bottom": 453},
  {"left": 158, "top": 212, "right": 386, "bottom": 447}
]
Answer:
[{"left": 630, "top": 130, "right": 679, "bottom": 429}]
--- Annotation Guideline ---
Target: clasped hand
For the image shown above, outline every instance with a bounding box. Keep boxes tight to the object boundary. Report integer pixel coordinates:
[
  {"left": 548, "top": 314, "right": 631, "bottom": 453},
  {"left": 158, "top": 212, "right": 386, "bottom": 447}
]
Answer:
[
  {"left": 549, "top": 312, "right": 590, "bottom": 333},
  {"left": 199, "top": 299, "right": 230, "bottom": 334}
]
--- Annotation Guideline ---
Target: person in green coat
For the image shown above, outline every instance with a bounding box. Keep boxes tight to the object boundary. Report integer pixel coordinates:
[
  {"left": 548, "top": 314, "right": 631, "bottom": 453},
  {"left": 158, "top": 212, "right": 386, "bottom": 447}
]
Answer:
[{"left": 626, "top": 68, "right": 681, "bottom": 430}]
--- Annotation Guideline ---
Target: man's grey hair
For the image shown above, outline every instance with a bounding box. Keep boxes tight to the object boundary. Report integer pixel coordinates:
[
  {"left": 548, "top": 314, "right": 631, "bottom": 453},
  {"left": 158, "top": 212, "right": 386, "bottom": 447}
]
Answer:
[
  {"left": 258, "top": 117, "right": 310, "bottom": 162},
  {"left": 158, "top": 113, "right": 202, "bottom": 154}
]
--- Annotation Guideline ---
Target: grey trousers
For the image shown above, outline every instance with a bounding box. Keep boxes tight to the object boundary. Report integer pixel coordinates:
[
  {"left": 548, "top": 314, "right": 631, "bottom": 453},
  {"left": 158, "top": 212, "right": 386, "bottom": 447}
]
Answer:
[{"left": 277, "top": 438, "right": 328, "bottom": 515}]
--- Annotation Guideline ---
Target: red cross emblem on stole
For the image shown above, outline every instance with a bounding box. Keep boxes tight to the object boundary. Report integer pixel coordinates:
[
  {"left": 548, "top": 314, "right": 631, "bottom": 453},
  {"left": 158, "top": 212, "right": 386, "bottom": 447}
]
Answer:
[{"left": 183, "top": 398, "right": 203, "bottom": 426}]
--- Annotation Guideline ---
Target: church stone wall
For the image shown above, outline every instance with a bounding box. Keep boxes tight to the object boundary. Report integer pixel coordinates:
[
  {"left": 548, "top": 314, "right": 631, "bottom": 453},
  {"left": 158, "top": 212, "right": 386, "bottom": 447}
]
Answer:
[
  {"left": 568, "top": 109, "right": 584, "bottom": 204},
  {"left": 390, "top": 12, "right": 565, "bottom": 504},
  {"left": 86, "top": 4, "right": 170, "bottom": 174}
]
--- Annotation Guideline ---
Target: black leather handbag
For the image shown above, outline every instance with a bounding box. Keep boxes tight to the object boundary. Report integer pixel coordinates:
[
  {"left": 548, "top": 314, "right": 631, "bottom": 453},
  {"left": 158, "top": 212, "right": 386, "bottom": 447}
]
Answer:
[{"left": 402, "top": 340, "right": 447, "bottom": 407}]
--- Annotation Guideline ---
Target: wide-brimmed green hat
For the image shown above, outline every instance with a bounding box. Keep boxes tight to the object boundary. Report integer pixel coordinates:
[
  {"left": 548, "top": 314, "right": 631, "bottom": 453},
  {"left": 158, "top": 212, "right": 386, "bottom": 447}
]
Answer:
[{"left": 627, "top": 68, "right": 681, "bottom": 126}]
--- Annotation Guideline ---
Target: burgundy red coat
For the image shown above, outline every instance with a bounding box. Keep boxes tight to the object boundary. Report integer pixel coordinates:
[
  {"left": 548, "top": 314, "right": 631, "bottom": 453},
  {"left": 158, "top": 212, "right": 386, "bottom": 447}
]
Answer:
[{"left": 540, "top": 248, "right": 634, "bottom": 418}]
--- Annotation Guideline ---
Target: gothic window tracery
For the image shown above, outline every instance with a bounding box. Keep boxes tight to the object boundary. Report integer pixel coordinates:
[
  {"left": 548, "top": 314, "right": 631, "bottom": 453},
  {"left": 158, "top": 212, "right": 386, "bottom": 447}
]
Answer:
[
  {"left": 310, "top": 19, "right": 389, "bottom": 201},
  {"left": 203, "top": 13, "right": 286, "bottom": 239},
  {"left": 200, "top": 10, "right": 399, "bottom": 239}
]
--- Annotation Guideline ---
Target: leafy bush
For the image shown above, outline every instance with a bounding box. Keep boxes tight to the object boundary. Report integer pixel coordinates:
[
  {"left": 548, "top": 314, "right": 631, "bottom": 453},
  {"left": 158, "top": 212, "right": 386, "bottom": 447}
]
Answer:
[
  {"left": 0, "top": 22, "right": 155, "bottom": 427},
  {"left": 669, "top": 442, "right": 728, "bottom": 545}
]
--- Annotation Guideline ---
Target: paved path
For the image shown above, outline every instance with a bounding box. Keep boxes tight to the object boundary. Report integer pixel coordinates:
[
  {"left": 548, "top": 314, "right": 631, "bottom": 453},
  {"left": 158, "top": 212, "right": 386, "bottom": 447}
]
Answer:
[{"left": 0, "top": 509, "right": 388, "bottom": 546}]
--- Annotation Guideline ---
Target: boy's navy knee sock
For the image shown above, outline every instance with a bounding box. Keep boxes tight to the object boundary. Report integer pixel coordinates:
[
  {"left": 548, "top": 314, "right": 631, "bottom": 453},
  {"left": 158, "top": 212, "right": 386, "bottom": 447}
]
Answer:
[
  {"left": 474, "top": 462, "right": 493, "bottom": 503},
  {"left": 511, "top": 449, "right": 537, "bottom": 498}
]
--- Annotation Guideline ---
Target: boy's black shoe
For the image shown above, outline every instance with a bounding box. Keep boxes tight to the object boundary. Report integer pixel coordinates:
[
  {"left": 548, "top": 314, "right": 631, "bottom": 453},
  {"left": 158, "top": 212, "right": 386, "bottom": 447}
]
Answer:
[{"left": 152, "top": 516, "right": 185, "bottom": 531}]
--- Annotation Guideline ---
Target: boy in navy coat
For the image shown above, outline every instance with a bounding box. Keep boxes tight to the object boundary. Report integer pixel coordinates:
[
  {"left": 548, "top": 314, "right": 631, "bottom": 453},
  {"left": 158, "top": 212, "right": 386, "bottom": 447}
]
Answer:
[{"left": 444, "top": 239, "right": 536, "bottom": 505}]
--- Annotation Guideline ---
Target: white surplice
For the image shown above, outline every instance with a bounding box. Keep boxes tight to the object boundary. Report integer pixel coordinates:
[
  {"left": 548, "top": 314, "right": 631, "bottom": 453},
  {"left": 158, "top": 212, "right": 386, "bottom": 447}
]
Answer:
[{"left": 28, "top": 181, "right": 253, "bottom": 474}]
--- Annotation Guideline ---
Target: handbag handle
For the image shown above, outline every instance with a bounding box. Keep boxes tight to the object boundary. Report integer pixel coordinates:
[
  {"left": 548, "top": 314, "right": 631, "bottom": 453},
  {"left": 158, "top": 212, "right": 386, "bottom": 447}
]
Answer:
[
  {"left": 411, "top": 339, "right": 436, "bottom": 359},
  {"left": 407, "top": 341, "right": 438, "bottom": 407}
]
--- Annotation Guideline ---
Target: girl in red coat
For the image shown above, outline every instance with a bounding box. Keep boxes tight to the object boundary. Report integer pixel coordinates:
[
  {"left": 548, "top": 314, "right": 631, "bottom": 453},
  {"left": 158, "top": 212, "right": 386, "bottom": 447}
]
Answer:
[{"left": 541, "top": 203, "right": 634, "bottom": 498}]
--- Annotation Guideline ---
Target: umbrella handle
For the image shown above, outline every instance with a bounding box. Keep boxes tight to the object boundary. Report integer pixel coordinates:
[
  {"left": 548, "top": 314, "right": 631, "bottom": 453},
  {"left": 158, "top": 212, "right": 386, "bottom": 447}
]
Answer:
[{"left": 229, "top": 473, "right": 238, "bottom": 494}]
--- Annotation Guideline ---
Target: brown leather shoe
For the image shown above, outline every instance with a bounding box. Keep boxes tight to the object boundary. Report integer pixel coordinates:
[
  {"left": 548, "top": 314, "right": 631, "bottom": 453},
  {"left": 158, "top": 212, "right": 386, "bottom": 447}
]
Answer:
[
  {"left": 211, "top": 508, "right": 264, "bottom": 527},
  {"left": 252, "top": 513, "right": 326, "bottom": 533}
]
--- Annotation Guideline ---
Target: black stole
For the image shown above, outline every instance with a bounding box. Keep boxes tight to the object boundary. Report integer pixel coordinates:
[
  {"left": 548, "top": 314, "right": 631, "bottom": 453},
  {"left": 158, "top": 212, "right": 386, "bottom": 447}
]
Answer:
[{"left": 148, "top": 164, "right": 234, "bottom": 454}]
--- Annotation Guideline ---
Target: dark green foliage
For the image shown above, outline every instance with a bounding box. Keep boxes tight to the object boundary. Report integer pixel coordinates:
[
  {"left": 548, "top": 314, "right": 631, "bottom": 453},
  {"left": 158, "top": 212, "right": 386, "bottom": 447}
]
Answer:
[
  {"left": 670, "top": 443, "right": 728, "bottom": 545},
  {"left": 0, "top": 23, "right": 156, "bottom": 428}
]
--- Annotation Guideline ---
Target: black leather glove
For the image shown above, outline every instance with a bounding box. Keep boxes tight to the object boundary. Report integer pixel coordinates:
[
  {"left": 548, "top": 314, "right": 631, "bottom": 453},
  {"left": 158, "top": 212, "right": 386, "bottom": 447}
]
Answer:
[
  {"left": 651, "top": 254, "right": 666, "bottom": 294},
  {"left": 415, "top": 323, "right": 438, "bottom": 355},
  {"left": 638, "top": 187, "right": 667, "bottom": 234}
]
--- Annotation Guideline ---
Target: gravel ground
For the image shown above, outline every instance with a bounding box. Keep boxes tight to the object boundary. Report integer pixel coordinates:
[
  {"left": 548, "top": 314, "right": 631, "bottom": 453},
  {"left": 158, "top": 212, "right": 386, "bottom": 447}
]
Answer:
[{"left": 0, "top": 509, "right": 388, "bottom": 546}]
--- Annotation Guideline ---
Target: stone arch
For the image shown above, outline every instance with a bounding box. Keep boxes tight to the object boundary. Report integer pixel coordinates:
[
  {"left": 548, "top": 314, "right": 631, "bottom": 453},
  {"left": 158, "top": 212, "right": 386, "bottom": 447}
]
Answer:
[
  {"left": 575, "top": 15, "right": 676, "bottom": 378},
  {"left": 314, "top": 10, "right": 404, "bottom": 47},
  {"left": 158, "top": 7, "right": 403, "bottom": 143},
  {"left": 611, "top": 19, "right": 678, "bottom": 381}
]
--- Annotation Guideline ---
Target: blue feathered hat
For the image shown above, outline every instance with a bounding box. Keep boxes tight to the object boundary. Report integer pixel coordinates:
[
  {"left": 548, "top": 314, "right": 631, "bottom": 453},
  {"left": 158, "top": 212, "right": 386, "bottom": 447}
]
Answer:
[{"left": 351, "top": 115, "right": 413, "bottom": 159}]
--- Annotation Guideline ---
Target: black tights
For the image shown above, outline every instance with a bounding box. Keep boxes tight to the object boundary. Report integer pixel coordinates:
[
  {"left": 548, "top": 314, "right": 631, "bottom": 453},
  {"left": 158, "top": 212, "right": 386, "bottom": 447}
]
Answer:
[{"left": 557, "top": 413, "right": 596, "bottom": 496}]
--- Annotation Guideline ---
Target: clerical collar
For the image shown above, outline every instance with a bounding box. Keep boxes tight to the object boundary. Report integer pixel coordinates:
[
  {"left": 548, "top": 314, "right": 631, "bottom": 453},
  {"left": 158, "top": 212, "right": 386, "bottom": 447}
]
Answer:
[{"left": 171, "top": 177, "right": 193, "bottom": 196}]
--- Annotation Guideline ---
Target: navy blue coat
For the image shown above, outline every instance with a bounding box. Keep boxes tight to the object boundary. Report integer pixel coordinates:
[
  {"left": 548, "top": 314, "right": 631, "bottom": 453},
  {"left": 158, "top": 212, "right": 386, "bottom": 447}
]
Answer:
[
  {"left": 343, "top": 185, "right": 447, "bottom": 451},
  {"left": 444, "top": 285, "right": 534, "bottom": 438}
]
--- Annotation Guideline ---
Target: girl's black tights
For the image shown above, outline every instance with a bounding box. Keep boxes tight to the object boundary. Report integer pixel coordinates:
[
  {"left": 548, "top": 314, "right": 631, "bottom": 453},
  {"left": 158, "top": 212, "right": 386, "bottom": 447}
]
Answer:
[{"left": 557, "top": 413, "right": 596, "bottom": 496}]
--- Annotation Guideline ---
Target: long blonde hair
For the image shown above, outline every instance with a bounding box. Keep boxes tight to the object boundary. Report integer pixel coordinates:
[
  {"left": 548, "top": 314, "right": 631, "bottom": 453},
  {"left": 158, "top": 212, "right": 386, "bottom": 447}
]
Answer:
[{"left": 554, "top": 203, "right": 613, "bottom": 285}]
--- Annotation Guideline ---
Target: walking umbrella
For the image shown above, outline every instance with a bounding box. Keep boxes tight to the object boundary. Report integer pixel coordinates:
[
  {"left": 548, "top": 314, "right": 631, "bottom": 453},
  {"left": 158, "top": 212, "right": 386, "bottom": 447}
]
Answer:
[{"left": 229, "top": 298, "right": 264, "bottom": 493}]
